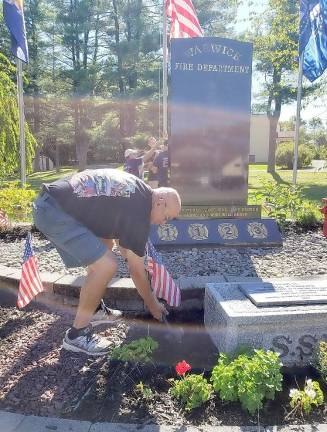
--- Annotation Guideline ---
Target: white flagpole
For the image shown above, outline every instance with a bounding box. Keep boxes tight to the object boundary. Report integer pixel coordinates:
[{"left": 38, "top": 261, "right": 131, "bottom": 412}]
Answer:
[
  {"left": 16, "top": 58, "right": 26, "bottom": 186},
  {"left": 162, "top": 0, "right": 168, "bottom": 139},
  {"left": 293, "top": 53, "right": 304, "bottom": 185}
]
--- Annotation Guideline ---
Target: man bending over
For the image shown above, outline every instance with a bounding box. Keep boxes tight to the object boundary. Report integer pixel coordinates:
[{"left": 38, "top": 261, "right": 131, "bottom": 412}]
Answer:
[{"left": 33, "top": 168, "right": 181, "bottom": 356}]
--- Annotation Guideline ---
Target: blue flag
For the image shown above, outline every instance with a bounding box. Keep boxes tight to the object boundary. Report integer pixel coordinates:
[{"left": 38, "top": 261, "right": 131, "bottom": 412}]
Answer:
[
  {"left": 299, "top": 0, "right": 327, "bottom": 81},
  {"left": 3, "top": 0, "right": 29, "bottom": 63}
]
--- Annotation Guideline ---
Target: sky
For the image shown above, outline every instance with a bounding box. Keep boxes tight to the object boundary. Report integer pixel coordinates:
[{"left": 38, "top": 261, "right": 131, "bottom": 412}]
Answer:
[{"left": 235, "top": 0, "right": 327, "bottom": 123}]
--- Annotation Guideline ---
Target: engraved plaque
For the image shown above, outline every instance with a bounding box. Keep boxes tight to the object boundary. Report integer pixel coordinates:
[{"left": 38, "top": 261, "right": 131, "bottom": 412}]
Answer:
[
  {"left": 180, "top": 205, "right": 261, "bottom": 219},
  {"left": 240, "top": 282, "right": 327, "bottom": 307}
]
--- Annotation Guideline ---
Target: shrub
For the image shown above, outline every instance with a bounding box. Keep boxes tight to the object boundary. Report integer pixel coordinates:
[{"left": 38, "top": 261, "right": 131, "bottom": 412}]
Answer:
[
  {"left": 276, "top": 142, "right": 314, "bottom": 168},
  {"left": 0, "top": 182, "right": 36, "bottom": 222},
  {"left": 298, "top": 144, "right": 315, "bottom": 168},
  {"left": 254, "top": 180, "right": 304, "bottom": 225},
  {"left": 318, "top": 146, "right": 327, "bottom": 161},
  {"left": 288, "top": 379, "right": 324, "bottom": 417},
  {"left": 170, "top": 373, "right": 213, "bottom": 411},
  {"left": 254, "top": 180, "right": 321, "bottom": 227},
  {"left": 210, "top": 350, "right": 283, "bottom": 415},
  {"left": 109, "top": 337, "right": 158, "bottom": 363},
  {"left": 315, "top": 341, "right": 327, "bottom": 382},
  {"left": 296, "top": 201, "right": 322, "bottom": 228},
  {"left": 135, "top": 381, "right": 154, "bottom": 400}
]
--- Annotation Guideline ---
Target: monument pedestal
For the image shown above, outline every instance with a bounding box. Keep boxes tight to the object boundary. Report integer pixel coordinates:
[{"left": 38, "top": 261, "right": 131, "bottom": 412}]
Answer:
[
  {"left": 204, "top": 281, "right": 327, "bottom": 367},
  {"left": 150, "top": 217, "right": 282, "bottom": 247}
]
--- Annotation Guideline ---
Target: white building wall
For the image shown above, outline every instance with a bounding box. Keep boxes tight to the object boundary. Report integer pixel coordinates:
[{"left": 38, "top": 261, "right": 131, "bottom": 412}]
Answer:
[{"left": 249, "top": 114, "right": 270, "bottom": 163}]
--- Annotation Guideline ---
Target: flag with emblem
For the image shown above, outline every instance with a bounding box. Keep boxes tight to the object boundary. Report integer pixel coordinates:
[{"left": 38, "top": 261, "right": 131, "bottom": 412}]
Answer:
[
  {"left": 166, "top": 0, "right": 203, "bottom": 38},
  {"left": 299, "top": 0, "right": 327, "bottom": 82},
  {"left": 17, "top": 233, "right": 44, "bottom": 309},
  {"left": 3, "top": 0, "right": 29, "bottom": 63},
  {"left": 146, "top": 240, "right": 181, "bottom": 307}
]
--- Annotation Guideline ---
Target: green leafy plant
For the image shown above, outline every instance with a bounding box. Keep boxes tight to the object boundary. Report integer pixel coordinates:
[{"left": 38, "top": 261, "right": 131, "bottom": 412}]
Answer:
[
  {"left": 276, "top": 142, "right": 314, "bottom": 169},
  {"left": 135, "top": 381, "right": 154, "bottom": 400},
  {"left": 0, "top": 182, "right": 36, "bottom": 222},
  {"left": 254, "top": 180, "right": 321, "bottom": 227},
  {"left": 210, "top": 350, "right": 283, "bottom": 415},
  {"left": 296, "top": 201, "right": 322, "bottom": 228},
  {"left": 288, "top": 379, "right": 324, "bottom": 418},
  {"left": 110, "top": 337, "right": 158, "bottom": 363},
  {"left": 315, "top": 341, "right": 327, "bottom": 382},
  {"left": 170, "top": 362, "right": 213, "bottom": 411}
]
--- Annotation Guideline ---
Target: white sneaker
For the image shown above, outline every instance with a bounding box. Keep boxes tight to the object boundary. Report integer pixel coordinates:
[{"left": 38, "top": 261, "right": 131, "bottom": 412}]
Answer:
[
  {"left": 91, "top": 306, "right": 123, "bottom": 327},
  {"left": 62, "top": 326, "right": 111, "bottom": 356}
]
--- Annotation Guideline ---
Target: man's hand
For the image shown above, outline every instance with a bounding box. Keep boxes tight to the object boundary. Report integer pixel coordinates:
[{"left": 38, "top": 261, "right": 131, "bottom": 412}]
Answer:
[
  {"left": 121, "top": 247, "right": 168, "bottom": 321},
  {"left": 148, "top": 298, "right": 168, "bottom": 321}
]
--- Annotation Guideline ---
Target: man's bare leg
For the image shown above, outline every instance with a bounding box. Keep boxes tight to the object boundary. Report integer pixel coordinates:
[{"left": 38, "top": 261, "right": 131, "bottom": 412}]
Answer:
[{"left": 73, "top": 250, "right": 117, "bottom": 329}]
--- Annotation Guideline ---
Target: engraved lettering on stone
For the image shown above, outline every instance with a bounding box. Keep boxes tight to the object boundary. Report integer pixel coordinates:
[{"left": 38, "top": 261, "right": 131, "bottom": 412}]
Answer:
[
  {"left": 271, "top": 335, "right": 292, "bottom": 358},
  {"left": 157, "top": 224, "right": 178, "bottom": 241},
  {"left": 247, "top": 222, "right": 268, "bottom": 239},
  {"left": 188, "top": 223, "right": 209, "bottom": 240},
  {"left": 296, "top": 335, "right": 318, "bottom": 358},
  {"left": 217, "top": 223, "right": 238, "bottom": 240}
]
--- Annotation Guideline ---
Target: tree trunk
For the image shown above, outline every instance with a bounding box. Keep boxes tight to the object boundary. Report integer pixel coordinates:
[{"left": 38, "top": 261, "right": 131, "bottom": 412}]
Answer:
[
  {"left": 55, "top": 142, "right": 60, "bottom": 172},
  {"left": 267, "top": 114, "right": 279, "bottom": 174}
]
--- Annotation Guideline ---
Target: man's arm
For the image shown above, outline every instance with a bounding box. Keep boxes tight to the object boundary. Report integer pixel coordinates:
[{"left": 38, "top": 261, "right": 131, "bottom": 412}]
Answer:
[
  {"left": 119, "top": 246, "right": 167, "bottom": 321},
  {"left": 142, "top": 138, "right": 158, "bottom": 163}
]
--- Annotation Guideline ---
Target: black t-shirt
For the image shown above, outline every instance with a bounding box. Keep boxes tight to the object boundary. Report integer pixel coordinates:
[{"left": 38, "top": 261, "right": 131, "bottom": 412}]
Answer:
[{"left": 43, "top": 169, "right": 153, "bottom": 257}]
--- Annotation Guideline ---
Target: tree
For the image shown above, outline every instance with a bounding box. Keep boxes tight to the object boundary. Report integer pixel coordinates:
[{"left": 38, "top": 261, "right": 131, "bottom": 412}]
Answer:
[
  {"left": 0, "top": 54, "right": 37, "bottom": 179},
  {"left": 251, "top": 0, "right": 298, "bottom": 173}
]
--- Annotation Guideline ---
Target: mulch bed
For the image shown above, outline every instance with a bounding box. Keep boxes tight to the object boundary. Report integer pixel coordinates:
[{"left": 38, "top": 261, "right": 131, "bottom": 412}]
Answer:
[{"left": 1, "top": 289, "right": 327, "bottom": 427}]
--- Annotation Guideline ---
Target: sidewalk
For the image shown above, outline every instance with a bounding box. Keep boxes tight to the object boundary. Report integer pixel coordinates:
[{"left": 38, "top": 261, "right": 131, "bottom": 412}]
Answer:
[{"left": 2, "top": 409, "right": 327, "bottom": 432}]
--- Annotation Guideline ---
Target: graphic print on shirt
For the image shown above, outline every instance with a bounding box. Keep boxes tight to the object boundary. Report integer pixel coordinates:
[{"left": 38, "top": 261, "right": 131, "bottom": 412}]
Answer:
[{"left": 70, "top": 169, "right": 137, "bottom": 198}]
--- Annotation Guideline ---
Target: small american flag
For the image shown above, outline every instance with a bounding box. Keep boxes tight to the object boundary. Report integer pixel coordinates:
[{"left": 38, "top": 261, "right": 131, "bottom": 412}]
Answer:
[
  {"left": 166, "top": 0, "right": 203, "bottom": 38},
  {"left": 17, "top": 232, "right": 44, "bottom": 309},
  {"left": 0, "top": 209, "right": 10, "bottom": 229},
  {"left": 146, "top": 240, "right": 181, "bottom": 308}
]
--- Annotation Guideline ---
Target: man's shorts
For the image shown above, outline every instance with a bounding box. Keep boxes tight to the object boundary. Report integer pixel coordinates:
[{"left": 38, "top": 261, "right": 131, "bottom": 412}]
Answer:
[{"left": 33, "top": 192, "right": 107, "bottom": 268}]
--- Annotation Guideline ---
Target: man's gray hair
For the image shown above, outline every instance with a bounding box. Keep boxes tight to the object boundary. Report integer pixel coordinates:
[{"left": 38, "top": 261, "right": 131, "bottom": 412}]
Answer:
[{"left": 156, "top": 187, "right": 181, "bottom": 208}]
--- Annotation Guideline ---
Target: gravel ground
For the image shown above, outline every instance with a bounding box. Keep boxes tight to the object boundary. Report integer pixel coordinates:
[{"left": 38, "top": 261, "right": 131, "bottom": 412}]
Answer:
[{"left": 0, "top": 227, "right": 326, "bottom": 279}]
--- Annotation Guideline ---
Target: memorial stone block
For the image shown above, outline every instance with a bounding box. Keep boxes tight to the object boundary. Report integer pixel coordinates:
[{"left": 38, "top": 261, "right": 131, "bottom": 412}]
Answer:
[
  {"left": 170, "top": 37, "right": 253, "bottom": 205},
  {"left": 204, "top": 281, "right": 327, "bottom": 367}
]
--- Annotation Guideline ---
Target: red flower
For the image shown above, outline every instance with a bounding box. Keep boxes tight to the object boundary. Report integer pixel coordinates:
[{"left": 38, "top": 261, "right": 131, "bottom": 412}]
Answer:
[{"left": 175, "top": 360, "right": 191, "bottom": 376}]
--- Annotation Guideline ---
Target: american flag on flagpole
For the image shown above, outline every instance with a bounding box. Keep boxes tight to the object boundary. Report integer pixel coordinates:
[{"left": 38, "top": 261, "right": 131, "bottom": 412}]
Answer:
[
  {"left": 146, "top": 240, "right": 181, "bottom": 308},
  {"left": 17, "top": 232, "right": 44, "bottom": 309},
  {"left": 0, "top": 209, "right": 10, "bottom": 229},
  {"left": 166, "top": 0, "right": 203, "bottom": 38}
]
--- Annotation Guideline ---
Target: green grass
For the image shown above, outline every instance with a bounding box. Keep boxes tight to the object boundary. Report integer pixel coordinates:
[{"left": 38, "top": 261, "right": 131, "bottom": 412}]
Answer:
[
  {"left": 23, "top": 164, "right": 327, "bottom": 205},
  {"left": 248, "top": 165, "right": 327, "bottom": 205},
  {"left": 27, "top": 167, "right": 77, "bottom": 193}
]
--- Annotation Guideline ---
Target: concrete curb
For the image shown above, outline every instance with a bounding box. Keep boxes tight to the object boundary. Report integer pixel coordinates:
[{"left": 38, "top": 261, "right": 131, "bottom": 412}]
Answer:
[
  {"left": 1, "top": 410, "right": 327, "bottom": 432},
  {"left": 1, "top": 263, "right": 327, "bottom": 312},
  {"left": 0, "top": 264, "right": 223, "bottom": 311}
]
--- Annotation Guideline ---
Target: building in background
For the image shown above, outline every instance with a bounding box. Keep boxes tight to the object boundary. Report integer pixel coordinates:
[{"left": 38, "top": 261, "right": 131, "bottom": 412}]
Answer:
[{"left": 249, "top": 114, "right": 295, "bottom": 163}]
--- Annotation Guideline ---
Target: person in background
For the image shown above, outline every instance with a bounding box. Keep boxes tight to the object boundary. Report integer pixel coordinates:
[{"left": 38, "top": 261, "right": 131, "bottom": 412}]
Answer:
[
  {"left": 153, "top": 140, "right": 170, "bottom": 187},
  {"left": 124, "top": 137, "right": 158, "bottom": 179},
  {"left": 145, "top": 149, "right": 159, "bottom": 188}
]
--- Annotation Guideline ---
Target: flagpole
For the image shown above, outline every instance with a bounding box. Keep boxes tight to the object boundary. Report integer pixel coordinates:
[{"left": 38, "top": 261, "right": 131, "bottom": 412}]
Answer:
[
  {"left": 16, "top": 58, "right": 26, "bottom": 186},
  {"left": 162, "top": 0, "right": 168, "bottom": 139},
  {"left": 293, "top": 53, "right": 304, "bottom": 185}
]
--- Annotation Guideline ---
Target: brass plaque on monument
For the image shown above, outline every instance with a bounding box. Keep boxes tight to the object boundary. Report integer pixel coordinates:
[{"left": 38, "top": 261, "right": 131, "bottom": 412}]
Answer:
[{"left": 180, "top": 205, "right": 261, "bottom": 219}]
